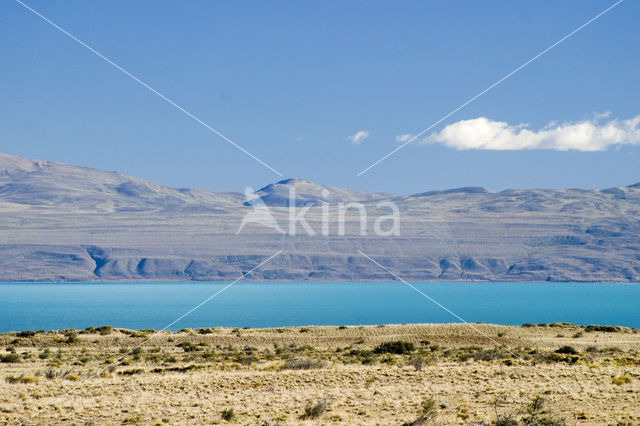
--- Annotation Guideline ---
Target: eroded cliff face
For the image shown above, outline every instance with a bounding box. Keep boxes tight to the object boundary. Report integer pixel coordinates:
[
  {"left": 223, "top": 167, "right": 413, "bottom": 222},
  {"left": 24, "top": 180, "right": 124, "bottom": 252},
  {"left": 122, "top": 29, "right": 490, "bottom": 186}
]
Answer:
[{"left": 1, "top": 152, "right": 639, "bottom": 282}]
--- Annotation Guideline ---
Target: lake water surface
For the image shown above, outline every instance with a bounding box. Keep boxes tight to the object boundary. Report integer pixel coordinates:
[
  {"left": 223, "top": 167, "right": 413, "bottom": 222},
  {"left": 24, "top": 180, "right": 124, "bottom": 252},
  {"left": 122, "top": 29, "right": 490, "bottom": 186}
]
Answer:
[{"left": 0, "top": 282, "right": 638, "bottom": 332}]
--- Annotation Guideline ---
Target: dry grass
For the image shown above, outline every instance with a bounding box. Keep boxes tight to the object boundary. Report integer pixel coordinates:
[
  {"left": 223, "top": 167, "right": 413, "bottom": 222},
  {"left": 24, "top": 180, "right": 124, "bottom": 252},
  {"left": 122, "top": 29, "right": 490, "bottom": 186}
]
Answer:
[{"left": 0, "top": 323, "right": 638, "bottom": 424}]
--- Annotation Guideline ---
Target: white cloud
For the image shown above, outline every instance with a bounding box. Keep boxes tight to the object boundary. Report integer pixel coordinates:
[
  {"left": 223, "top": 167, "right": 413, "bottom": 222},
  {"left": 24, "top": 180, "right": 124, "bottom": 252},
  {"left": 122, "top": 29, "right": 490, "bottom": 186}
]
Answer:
[
  {"left": 346, "top": 130, "right": 369, "bottom": 145},
  {"left": 395, "top": 134, "right": 413, "bottom": 143},
  {"left": 423, "top": 115, "right": 640, "bottom": 151}
]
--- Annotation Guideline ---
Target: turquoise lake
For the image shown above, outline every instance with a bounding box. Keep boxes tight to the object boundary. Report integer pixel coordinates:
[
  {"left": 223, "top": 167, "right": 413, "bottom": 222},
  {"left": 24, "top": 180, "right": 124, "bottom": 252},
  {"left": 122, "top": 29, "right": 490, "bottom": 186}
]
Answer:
[{"left": 0, "top": 282, "right": 638, "bottom": 332}]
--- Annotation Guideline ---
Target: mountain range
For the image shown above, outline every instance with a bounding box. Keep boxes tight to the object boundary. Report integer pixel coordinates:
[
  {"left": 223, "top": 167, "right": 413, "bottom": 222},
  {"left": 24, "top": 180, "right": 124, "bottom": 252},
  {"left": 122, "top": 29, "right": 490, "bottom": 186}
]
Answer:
[{"left": 1, "top": 152, "right": 639, "bottom": 282}]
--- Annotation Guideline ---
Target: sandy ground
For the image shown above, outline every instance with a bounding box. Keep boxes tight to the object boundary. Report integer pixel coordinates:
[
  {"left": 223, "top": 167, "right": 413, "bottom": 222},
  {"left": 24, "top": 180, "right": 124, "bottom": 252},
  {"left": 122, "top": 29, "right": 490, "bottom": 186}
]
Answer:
[{"left": 0, "top": 323, "right": 638, "bottom": 425}]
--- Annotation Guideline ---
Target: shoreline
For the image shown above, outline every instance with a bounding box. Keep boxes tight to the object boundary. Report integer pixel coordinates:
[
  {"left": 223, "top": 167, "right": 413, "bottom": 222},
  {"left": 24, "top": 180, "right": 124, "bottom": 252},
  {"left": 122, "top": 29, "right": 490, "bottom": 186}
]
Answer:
[{"left": 2, "top": 279, "right": 640, "bottom": 284}]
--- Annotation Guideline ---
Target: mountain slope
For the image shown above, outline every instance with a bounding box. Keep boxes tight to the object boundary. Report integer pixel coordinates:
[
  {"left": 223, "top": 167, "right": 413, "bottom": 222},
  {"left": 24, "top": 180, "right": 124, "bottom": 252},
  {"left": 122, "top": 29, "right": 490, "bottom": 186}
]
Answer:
[
  {"left": 0, "top": 152, "right": 639, "bottom": 282},
  {"left": 0, "top": 152, "right": 242, "bottom": 212}
]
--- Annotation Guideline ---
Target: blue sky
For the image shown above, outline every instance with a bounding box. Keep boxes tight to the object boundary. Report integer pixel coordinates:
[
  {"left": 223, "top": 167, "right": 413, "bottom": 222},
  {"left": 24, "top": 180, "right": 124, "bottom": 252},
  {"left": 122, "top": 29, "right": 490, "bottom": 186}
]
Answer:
[{"left": 1, "top": 0, "right": 639, "bottom": 194}]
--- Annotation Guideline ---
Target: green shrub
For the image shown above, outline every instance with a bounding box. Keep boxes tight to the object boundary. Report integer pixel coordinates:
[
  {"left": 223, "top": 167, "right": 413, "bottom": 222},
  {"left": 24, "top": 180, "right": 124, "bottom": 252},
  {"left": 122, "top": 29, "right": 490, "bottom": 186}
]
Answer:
[
  {"left": 221, "top": 408, "right": 235, "bottom": 421},
  {"left": 177, "top": 342, "right": 200, "bottom": 352},
  {"left": 118, "top": 368, "right": 144, "bottom": 376},
  {"left": 233, "top": 354, "right": 257, "bottom": 365},
  {"left": 585, "top": 325, "right": 621, "bottom": 333},
  {"left": 495, "top": 415, "right": 519, "bottom": 426},
  {"left": 5, "top": 374, "right": 39, "bottom": 384},
  {"left": 612, "top": 375, "right": 632, "bottom": 385},
  {"left": 374, "top": 341, "right": 415, "bottom": 355},
  {"left": 521, "top": 395, "right": 565, "bottom": 425},
  {"left": 408, "top": 357, "right": 424, "bottom": 371},
  {"left": 402, "top": 397, "right": 436, "bottom": 425},
  {"left": 299, "top": 399, "right": 328, "bottom": 420},
  {"left": 16, "top": 330, "right": 36, "bottom": 338},
  {"left": 65, "top": 332, "right": 79, "bottom": 344},
  {"left": 281, "top": 358, "right": 326, "bottom": 370},
  {"left": 555, "top": 345, "right": 578, "bottom": 355},
  {"left": 97, "top": 325, "right": 113, "bottom": 335},
  {"left": 1, "top": 353, "right": 22, "bottom": 363}
]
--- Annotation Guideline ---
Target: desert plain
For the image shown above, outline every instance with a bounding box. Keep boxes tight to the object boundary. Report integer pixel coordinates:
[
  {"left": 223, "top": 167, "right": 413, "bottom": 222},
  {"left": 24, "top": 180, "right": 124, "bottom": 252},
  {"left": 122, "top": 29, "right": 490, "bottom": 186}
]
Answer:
[{"left": 0, "top": 323, "right": 638, "bottom": 425}]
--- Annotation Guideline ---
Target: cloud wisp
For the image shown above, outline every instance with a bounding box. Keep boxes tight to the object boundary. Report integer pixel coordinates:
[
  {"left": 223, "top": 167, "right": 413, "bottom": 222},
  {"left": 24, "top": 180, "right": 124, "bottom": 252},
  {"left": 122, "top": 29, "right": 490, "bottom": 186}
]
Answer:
[
  {"left": 346, "top": 130, "right": 370, "bottom": 145},
  {"left": 410, "top": 114, "right": 640, "bottom": 151}
]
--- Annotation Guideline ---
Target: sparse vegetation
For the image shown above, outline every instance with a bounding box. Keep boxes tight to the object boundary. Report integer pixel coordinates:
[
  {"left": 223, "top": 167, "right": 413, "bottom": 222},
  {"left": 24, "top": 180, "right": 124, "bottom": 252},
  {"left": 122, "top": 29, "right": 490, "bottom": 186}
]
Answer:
[{"left": 0, "top": 323, "right": 637, "bottom": 423}]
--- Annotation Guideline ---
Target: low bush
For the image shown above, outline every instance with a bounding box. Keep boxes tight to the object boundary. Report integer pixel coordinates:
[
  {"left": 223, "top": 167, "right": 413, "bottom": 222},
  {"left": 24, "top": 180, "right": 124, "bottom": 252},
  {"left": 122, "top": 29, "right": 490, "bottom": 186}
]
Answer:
[
  {"left": 612, "top": 375, "right": 632, "bottom": 385},
  {"left": 495, "top": 415, "right": 519, "bottom": 426},
  {"left": 1, "top": 353, "right": 21, "bottom": 363},
  {"left": 299, "top": 399, "right": 328, "bottom": 420},
  {"left": 555, "top": 345, "right": 578, "bottom": 355},
  {"left": 177, "top": 342, "right": 200, "bottom": 352},
  {"left": 521, "top": 395, "right": 565, "bottom": 426},
  {"left": 16, "top": 330, "right": 36, "bottom": 338},
  {"left": 408, "top": 357, "right": 424, "bottom": 371},
  {"left": 118, "top": 368, "right": 144, "bottom": 376},
  {"left": 544, "top": 353, "right": 582, "bottom": 364},
  {"left": 65, "top": 332, "right": 79, "bottom": 344},
  {"left": 585, "top": 325, "right": 621, "bottom": 333},
  {"left": 233, "top": 354, "right": 257, "bottom": 365},
  {"left": 374, "top": 341, "right": 415, "bottom": 355},
  {"left": 281, "top": 358, "right": 326, "bottom": 370},
  {"left": 5, "top": 375, "right": 39, "bottom": 384},
  {"left": 97, "top": 325, "right": 113, "bottom": 335},
  {"left": 402, "top": 397, "right": 436, "bottom": 425},
  {"left": 221, "top": 408, "right": 235, "bottom": 421}
]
